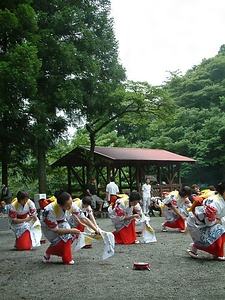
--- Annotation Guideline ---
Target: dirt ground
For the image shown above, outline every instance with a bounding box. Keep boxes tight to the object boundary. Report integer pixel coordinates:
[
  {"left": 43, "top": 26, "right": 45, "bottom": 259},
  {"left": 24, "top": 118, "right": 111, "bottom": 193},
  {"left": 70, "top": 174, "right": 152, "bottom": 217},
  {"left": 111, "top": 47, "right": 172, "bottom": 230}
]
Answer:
[{"left": 0, "top": 214, "right": 225, "bottom": 300}]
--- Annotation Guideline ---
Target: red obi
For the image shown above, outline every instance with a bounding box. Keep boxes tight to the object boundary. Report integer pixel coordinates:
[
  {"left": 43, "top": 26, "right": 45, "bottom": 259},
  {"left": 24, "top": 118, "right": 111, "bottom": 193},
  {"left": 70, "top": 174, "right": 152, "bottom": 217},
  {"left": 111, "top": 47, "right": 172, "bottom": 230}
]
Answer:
[{"left": 17, "top": 213, "right": 29, "bottom": 219}]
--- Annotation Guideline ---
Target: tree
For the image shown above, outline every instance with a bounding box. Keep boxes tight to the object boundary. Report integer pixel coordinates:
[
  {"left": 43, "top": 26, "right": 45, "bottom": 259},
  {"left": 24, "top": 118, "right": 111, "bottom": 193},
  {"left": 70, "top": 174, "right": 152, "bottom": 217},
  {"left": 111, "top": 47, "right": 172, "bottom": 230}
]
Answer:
[
  {"left": 0, "top": 0, "right": 41, "bottom": 186},
  {"left": 84, "top": 80, "right": 174, "bottom": 180},
  {"left": 165, "top": 45, "right": 225, "bottom": 109},
  {"left": 159, "top": 45, "right": 225, "bottom": 185},
  {"left": 29, "top": 0, "right": 127, "bottom": 193}
]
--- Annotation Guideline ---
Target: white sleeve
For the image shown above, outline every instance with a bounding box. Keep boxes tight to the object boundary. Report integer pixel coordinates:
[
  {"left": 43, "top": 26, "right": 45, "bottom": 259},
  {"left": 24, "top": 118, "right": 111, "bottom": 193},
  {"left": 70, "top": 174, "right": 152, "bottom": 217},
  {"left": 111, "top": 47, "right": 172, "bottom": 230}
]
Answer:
[
  {"left": 72, "top": 203, "right": 85, "bottom": 219},
  {"left": 29, "top": 200, "right": 37, "bottom": 216}
]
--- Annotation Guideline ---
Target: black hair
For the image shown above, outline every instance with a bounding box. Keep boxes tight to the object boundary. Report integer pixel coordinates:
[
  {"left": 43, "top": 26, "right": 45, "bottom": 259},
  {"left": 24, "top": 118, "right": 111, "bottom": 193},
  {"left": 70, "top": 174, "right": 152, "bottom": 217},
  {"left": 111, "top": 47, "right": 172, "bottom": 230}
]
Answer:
[
  {"left": 191, "top": 184, "right": 199, "bottom": 189},
  {"left": 110, "top": 176, "right": 115, "bottom": 182},
  {"left": 17, "top": 190, "right": 29, "bottom": 201},
  {"left": 179, "top": 186, "right": 192, "bottom": 198},
  {"left": 82, "top": 196, "right": 92, "bottom": 206},
  {"left": 191, "top": 189, "right": 198, "bottom": 195},
  {"left": 216, "top": 181, "right": 225, "bottom": 195},
  {"left": 208, "top": 185, "right": 216, "bottom": 191},
  {"left": 129, "top": 191, "right": 141, "bottom": 202},
  {"left": 54, "top": 189, "right": 71, "bottom": 206}
]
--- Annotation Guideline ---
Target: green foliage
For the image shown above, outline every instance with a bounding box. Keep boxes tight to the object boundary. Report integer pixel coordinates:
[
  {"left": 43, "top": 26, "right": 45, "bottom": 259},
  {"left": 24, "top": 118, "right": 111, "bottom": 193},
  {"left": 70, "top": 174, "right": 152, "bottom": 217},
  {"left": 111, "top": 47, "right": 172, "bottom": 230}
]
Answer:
[
  {"left": 166, "top": 47, "right": 225, "bottom": 110},
  {"left": 0, "top": 1, "right": 41, "bottom": 186},
  {"left": 1, "top": 0, "right": 127, "bottom": 191},
  {"left": 2, "top": 1, "right": 225, "bottom": 191}
]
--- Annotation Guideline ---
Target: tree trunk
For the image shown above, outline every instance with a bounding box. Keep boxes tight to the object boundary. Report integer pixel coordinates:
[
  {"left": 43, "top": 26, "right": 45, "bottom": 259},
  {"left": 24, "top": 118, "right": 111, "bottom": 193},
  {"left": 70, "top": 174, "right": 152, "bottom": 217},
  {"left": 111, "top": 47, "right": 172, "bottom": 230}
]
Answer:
[
  {"left": 38, "top": 144, "right": 47, "bottom": 193},
  {"left": 86, "top": 130, "right": 96, "bottom": 183},
  {"left": 1, "top": 142, "right": 8, "bottom": 186},
  {"left": 1, "top": 113, "right": 10, "bottom": 186}
]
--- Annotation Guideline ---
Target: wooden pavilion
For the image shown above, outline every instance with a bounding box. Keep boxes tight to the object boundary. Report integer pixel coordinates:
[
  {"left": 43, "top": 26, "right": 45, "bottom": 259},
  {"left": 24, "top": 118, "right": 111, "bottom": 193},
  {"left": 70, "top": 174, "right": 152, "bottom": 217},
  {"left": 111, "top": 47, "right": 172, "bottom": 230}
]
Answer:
[{"left": 51, "top": 146, "right": 195, "bottom": 197}]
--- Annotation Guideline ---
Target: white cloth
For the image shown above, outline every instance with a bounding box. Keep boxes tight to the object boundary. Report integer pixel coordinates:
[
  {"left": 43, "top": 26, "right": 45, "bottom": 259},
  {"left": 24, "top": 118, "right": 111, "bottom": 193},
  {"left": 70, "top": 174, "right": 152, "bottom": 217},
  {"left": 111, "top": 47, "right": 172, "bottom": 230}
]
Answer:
[
  {"left": 30, "top": 218, "right": 42, "bottom": 247},
  {"left": 106, "top": 182, "right": 119, "bottom": 201},
  {"left": 101, "top": 230, "right": 115, "bottom": 260},
  {"left": 75, "top": 229, "right": 115, "bottom": 260},
  {"left": 141, "top": 216, "right": 157, "bottom": 243}
]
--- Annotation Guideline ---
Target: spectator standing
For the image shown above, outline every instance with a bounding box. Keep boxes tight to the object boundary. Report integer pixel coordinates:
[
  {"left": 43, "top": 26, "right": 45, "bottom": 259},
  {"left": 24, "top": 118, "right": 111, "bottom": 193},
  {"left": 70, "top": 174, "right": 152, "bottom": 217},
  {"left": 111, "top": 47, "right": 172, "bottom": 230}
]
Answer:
[
  {"left": 141, "top": 178, "right": 151, "bottom": 216},
  {"left": 105, "top": 176, "right": 119, "bottom": 203}
]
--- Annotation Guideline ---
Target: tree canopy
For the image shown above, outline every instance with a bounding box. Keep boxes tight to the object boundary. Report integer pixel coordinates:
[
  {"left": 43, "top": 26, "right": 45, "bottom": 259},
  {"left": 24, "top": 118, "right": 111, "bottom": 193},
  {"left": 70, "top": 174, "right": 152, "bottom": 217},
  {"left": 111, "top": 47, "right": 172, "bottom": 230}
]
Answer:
[
  {"left": 0, "top": 0, "right": 41, "bottom": 185},
  {"left": 1, "top": 1, "right": 225, "bottom": 194}
]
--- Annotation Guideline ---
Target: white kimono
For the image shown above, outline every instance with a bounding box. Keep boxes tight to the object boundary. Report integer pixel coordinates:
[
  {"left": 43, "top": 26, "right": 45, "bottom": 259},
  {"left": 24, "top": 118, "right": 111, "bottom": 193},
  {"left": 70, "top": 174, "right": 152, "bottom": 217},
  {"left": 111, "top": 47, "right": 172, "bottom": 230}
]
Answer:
[
  {"left": 108, "top": 196, "right": 142, "bottom": 232},
  {"left": 162, "top": 192, "right": 191, "bottom": 223},
  {"left": 9, "top": 199, "right": 41, "bottom": 248},
  {"left": 67, "top": 201, "right": 87, "bottom": 228},
  {"left": 187, "top": 193, "right": 225, "bottom": 249},
  {"left": 41, "top": 201, "right": 73, "bottom": 244}
]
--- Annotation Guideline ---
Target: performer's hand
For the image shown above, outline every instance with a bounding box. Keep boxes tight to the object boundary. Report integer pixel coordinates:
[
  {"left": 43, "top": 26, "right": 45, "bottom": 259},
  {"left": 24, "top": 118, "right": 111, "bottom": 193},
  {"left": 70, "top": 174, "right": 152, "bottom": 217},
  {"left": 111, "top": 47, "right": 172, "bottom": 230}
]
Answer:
[
  {"left": 95, "top": 228, "right": 101, "bottom": 234},
  {"left": 182, "top": 216, "right": 187, "bottom": 221},
  {"left": 72, "top": 228, "right": 80, "bottom": 235},
  {"left": 133, "top": 214, "right": 140, "bottom": 219},
  {"left": 216, "top": 218, "right": 222, "bottom": 225}
]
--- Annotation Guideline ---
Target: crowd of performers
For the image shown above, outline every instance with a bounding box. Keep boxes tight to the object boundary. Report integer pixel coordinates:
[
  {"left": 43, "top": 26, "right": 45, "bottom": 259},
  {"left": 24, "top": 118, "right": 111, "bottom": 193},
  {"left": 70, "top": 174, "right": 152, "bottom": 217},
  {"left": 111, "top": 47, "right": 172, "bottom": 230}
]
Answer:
[
  {"left": 6, "top": 180, "right": 225, "bottom": 264},
  {"left": 160, "top": 183, "right": 225, "bottom": 260}
]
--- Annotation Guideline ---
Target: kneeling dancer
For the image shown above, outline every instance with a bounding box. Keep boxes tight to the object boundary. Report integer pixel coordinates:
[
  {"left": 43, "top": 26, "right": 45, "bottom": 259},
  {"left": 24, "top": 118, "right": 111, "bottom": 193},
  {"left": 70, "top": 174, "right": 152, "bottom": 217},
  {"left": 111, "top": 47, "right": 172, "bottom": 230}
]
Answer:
[
  {"left": 108, "top": 191, "right": 142, "bottom": 244},
  {"left": 187, "top": 180, "right": 225, "bottom": 260},
  {"left": 41, "top": 191, "right": 80, "bottom": 265}
]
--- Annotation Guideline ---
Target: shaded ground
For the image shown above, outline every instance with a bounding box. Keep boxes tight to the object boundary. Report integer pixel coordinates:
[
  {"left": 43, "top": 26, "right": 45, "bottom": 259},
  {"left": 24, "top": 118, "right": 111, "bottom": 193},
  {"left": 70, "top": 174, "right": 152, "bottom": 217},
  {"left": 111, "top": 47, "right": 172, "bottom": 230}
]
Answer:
[{"left": 0, "top": 215, "right": 225, "bottom": 300}]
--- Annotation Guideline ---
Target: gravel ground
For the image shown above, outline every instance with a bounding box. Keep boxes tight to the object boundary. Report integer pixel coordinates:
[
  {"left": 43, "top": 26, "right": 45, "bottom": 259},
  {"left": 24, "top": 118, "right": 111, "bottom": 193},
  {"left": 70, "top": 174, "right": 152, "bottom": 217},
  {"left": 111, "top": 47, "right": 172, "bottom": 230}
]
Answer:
[{"left": 0, "top": 215, "right": 225, "bottom": 300}]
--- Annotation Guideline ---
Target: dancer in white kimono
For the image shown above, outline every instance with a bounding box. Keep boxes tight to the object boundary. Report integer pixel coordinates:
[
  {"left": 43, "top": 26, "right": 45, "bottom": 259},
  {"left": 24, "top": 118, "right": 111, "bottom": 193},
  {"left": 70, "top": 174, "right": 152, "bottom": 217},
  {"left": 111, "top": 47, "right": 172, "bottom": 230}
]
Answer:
[
  {"left": 108, "top": 191, "right": 142, "bottom": 244},
  {"left": 9, "top": 190, "right": 41, "bottom": 250},
  {"left": 41, "top": 191, "right": 81, "bottom": 265},
  {"left": 69, "top": 196, "right": 98, "bottom": 231},
  {"left": 187, "top": 180, "right": 225, "bottom": 260},
  {"left": 161, "top": 186, "right": 192, "bottom": 233}
]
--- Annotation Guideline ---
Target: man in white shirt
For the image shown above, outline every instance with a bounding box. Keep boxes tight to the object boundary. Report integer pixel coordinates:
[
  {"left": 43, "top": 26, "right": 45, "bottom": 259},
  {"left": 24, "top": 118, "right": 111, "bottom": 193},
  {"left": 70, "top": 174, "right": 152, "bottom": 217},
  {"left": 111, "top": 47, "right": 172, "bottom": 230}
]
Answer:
[
  {"left": 105, "top": 176, "right": 119, "bottom": 203},
  {"left": 141, "top": 178, "right": 151, "bottom": 215}
]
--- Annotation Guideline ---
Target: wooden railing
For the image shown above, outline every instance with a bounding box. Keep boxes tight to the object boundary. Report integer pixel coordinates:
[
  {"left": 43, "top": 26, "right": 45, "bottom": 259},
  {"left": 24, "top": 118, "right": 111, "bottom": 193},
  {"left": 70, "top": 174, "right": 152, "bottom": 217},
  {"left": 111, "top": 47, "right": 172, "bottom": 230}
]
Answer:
[{"left": 151, "top": 184, "right": 181, "bottom": 197}]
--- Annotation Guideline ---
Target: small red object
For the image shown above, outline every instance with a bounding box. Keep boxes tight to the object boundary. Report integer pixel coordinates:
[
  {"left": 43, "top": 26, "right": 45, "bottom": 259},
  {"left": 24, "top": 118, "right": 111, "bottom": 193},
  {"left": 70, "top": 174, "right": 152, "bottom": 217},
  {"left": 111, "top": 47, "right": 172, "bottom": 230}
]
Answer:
[
  {"left": 40, "top": 239, "right": 46, "bottom": 244},
  {"left": 133, "top": 262, "right": 150, "bottom": 271}
]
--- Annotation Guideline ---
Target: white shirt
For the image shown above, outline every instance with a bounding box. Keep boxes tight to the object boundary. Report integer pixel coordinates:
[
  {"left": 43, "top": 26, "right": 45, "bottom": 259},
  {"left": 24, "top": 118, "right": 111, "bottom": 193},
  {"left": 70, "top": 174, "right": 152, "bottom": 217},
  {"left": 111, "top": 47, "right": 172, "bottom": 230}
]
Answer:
[
  {"left": 106, "top": 182, "right": 119, "bottom": 201},
  {"left": 142, "top": 183, "right": 151, "bottom": 198}
]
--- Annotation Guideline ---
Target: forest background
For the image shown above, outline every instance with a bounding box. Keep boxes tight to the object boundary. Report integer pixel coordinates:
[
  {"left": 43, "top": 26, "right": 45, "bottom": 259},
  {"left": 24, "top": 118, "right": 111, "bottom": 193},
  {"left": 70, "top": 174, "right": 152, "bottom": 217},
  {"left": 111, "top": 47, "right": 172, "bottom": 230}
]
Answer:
[{"left": 1, "top": 0, "right": 225, "bottom": 199}]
